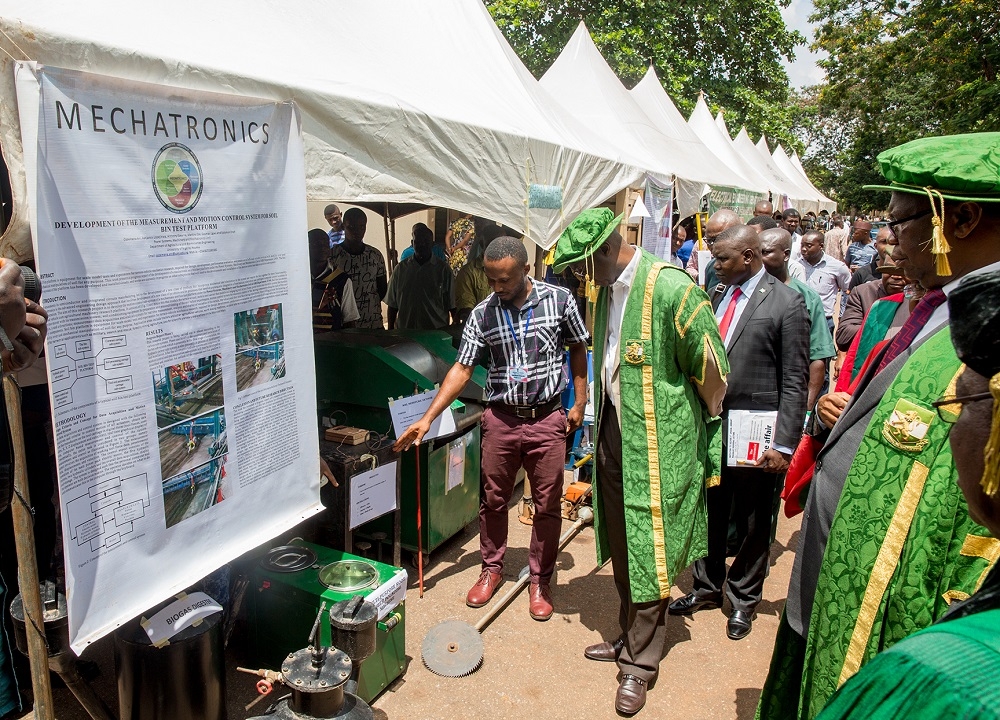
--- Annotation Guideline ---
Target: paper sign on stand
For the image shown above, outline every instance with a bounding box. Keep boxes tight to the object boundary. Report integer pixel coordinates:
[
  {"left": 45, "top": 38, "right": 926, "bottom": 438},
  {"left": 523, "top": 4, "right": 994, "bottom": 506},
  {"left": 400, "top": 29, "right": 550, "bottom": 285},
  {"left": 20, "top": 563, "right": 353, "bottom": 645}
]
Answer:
[
  {"left": 388, "top": 388, "right": 456, "bottom": 442},
  {"left": 349, "top": 461, "right": 398, "bottom": 530},
  {"left": 726, "top": 410, "right": 778, "bottom": 466}
]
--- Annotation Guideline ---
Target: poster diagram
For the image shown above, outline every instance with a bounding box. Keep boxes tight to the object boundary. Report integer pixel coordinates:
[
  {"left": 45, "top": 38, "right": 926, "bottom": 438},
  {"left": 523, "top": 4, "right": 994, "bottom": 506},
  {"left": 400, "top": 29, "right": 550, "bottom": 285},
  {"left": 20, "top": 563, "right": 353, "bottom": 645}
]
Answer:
[
  {"left": 65, "top": 473, "right": 152, "bottom": 553},
  {"left": 49, "top": 335, "right": 134, "bottom": 409},
  {"left": 235, "top": 304, "right": 285, "bottom": 391}
]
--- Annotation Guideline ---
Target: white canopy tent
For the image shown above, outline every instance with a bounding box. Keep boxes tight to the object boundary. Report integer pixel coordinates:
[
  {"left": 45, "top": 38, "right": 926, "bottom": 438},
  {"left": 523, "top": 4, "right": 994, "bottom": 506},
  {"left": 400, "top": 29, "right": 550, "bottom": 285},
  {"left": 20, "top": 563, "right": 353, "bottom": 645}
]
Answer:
[
  {"left": 770, "top": 143, "right": 837, "bottom": 213},
  {"left": 687, "top": 96, "right": 775, "bottom": 204},
  {"left": 732, "top": 127, "right": 814, "bottom": 211},
  {"left": 751, "top": 135, "right": 823, "bottom": 214},
  {"left": 0, "top": 0, "right": 643, "bottom": 259},
  {"left": 629, "top": 66, "right": 762, "bottom": 217},
  {"left": 540, "top": 26, "right": 685, "bottom": 191}
]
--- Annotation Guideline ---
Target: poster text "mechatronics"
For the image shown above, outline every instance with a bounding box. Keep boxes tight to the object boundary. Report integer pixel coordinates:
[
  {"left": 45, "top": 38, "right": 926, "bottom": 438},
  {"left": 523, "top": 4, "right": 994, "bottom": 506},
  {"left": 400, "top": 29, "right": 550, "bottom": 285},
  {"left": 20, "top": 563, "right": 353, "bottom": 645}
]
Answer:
[{"left": 54, "top": 102, "right": 270, "bottom": 144}]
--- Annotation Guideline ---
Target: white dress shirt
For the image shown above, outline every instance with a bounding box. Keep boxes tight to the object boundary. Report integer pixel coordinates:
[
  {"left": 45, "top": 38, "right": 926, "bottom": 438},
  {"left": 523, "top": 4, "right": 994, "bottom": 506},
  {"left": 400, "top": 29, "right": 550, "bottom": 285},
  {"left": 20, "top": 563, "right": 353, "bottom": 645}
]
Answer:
[
  {"left": 714, "top": 265, "right": 767, "bottom": 347},
  {"left": 604, "top": 245, "right": 642, "bottom": 412},
  {"left": 915, "top": 258, "right": 1000, "bottom": 344}
]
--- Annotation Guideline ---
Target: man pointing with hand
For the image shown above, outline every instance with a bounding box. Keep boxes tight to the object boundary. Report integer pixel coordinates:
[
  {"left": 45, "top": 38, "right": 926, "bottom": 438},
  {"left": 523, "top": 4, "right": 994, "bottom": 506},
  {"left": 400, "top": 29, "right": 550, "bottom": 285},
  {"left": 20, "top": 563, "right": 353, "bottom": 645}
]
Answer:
[{"left": 393, "top": 235, "right": 589, "bottom": 621}]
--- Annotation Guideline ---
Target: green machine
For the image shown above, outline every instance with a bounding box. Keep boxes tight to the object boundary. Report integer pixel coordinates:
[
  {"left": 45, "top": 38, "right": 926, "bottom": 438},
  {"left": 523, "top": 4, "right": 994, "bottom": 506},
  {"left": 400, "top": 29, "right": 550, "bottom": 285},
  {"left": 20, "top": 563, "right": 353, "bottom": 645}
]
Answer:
[
  {"left": 314, "top": 329, "right": 486, "bottom": 556},
  {"left": 248, "top": 541, "right": 406, "bottom": 703}
]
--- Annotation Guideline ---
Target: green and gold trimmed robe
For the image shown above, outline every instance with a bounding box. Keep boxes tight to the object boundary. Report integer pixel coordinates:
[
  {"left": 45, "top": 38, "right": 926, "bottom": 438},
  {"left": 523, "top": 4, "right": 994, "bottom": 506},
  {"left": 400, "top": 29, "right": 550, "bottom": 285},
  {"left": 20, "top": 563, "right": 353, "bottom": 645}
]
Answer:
[
  {"left": 785, "top": 329, "right": 998, "bottom": 718},
  {"left": 592, "top": 249, "right": 729, "bottom": 604}
]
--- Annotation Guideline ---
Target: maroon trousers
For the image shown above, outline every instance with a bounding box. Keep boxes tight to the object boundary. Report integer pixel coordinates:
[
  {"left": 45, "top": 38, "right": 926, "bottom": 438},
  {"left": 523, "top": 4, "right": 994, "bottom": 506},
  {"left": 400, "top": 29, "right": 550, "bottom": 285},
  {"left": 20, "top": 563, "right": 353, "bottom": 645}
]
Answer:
[{"left": 479, "top": 406, "right": 566, "bottom": 584}]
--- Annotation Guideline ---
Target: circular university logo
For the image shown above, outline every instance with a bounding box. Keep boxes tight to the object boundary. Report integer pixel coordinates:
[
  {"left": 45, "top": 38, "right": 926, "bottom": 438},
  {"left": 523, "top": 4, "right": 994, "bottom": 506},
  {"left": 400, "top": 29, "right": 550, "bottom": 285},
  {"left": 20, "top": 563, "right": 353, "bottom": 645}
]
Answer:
[{"left": 151, "top": 143, "right": 203, "bottom": 213}]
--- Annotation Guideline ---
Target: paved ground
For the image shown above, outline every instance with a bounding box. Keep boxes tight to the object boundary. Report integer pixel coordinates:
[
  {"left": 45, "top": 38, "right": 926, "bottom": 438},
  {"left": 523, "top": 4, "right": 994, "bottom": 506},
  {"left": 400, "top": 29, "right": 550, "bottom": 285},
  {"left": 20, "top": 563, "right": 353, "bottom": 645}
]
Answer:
[{"left": 29, "top": 481, "right": 800, "bottom": 720}]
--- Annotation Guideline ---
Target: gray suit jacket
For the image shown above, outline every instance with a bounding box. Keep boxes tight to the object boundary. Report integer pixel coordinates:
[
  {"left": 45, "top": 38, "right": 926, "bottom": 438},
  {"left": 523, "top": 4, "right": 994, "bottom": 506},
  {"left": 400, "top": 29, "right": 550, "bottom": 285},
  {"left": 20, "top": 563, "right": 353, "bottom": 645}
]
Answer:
[
  {"left": 785, "top": 321, "right": 948, "bottom": 636},
  {"left": 713, "top": 273, "right": 811, "bottom": 450}
]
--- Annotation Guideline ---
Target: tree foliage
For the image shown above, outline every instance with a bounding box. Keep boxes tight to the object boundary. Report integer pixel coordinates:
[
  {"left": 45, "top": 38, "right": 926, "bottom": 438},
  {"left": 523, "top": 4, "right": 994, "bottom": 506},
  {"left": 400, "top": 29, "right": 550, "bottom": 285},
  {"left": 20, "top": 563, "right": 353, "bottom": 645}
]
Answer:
[
  {"left": 485, "top": 1, "right": 805, "bottom": 149},
  {"left": 797, "top": 0, "right": 1000, "bottom": 210}
]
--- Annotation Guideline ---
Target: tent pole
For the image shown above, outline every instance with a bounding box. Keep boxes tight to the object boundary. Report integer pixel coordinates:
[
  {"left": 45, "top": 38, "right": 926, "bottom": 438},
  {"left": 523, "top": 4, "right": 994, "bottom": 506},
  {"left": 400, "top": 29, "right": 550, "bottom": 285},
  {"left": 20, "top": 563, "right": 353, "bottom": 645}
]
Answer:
[
  {"left": 383, "top": 203, "right": 395, "bottom": 272},
  {"left": 4, "top": 375, "right": 55, "bottom": 720}
]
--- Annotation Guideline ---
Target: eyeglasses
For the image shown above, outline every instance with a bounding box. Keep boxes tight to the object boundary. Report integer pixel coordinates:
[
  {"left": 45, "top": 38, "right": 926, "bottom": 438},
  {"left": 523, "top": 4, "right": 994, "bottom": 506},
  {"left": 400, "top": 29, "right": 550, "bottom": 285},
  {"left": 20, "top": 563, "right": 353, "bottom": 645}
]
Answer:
[
  {"left": 932, "top": 391, "right": 992, "bottom": 422},
  {"left": 888, "top": 209, "right": 932, "bottom": 239}
]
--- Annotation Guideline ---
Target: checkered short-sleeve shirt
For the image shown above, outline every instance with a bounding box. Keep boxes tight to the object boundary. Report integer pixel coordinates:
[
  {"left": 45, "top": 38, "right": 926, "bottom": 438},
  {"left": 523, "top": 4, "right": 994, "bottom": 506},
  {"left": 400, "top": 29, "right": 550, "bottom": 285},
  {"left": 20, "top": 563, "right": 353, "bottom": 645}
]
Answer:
[{"left": 456, "top": 279, "right": 589, "bottom": 406}]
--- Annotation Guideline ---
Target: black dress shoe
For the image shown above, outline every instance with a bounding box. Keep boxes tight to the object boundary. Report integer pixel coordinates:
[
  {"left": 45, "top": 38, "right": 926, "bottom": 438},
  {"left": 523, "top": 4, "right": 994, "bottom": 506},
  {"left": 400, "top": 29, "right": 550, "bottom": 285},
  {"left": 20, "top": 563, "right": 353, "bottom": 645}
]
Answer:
[
  {"left": 584, "top": 636, "right": 625, "bottom": 661},
  {"left": 667, "top": 592, "right": 723, "bottom": 616},
  {"left": 615, "top": 674, "right": 647, "bottom": 714},
  {"left": 727, "top": 609, "right": 754, "bottom": 640}
]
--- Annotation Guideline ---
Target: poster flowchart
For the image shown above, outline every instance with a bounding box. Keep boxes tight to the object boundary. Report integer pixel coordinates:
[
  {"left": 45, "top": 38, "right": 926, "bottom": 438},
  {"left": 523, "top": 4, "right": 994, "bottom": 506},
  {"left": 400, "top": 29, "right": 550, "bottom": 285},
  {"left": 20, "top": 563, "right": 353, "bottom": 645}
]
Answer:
[
  {"left": 49, "top": 334, "right": 134, "bottom": 408},
  {"left": 66, "top": 473, "right": 151, "bottom": 553}
]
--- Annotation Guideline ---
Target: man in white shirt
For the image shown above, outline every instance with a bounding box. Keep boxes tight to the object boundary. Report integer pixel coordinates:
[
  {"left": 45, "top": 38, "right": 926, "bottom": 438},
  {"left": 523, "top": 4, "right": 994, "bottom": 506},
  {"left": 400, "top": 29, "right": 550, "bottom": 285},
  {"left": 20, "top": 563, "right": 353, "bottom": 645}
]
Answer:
[{"left": 797, "top": 230, "right": 852, "bottom": 331}]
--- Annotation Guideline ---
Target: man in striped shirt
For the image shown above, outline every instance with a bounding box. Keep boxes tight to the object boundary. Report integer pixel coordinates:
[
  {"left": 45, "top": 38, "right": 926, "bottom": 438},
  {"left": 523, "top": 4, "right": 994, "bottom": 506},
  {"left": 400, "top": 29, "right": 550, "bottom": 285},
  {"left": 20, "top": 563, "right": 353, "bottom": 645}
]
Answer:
[{"left": 394, "top": 236, "right": 589, "bottom": 621}]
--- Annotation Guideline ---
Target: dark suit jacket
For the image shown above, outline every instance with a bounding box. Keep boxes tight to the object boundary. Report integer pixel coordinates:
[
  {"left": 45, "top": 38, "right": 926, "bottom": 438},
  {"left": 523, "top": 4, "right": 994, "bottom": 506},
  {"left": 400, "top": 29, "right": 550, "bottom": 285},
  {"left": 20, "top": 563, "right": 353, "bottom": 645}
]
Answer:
[
  {"left": 713, "top": 272, "right": 811, "bottom": 450},
  {"left": 835, "top": 279, "right": 888, "bottom": 351}
]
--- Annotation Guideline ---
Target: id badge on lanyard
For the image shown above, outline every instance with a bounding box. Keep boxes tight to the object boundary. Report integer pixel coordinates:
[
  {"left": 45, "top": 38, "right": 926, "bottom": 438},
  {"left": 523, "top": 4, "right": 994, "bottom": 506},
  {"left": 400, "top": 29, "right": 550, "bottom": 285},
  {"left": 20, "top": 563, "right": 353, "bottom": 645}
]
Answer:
[{"left": 504, "top": 307, "right": 533, "bottom": 383}]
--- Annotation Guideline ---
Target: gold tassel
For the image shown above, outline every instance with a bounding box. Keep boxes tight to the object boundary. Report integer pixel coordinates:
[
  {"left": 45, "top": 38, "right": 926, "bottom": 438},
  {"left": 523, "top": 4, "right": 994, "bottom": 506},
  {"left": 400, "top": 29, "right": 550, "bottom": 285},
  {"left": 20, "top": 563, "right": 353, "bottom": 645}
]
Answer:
[
  {"left": 980, "top": 372, "right": 1000, "bottom": 498},
  {"left": 924, "top": 187, "right": 952, "bottom": 276},
  {"left": 585, "top": 252, "right": 598, "bottom": 303}
]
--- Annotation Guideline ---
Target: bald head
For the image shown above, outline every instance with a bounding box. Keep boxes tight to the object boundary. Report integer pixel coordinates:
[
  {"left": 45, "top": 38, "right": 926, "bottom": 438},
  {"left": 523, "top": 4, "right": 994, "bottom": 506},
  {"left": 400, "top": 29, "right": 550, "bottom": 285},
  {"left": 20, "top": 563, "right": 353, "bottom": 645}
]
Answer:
[
  {"left": 759, "top": 227, "right": 792, "bottom": 254},
  {"left": 712, "top": 225, "right": 762, "bottom": 286},
  {"left": 706, "top": 209, "right": 744, "bottom": 239},
  {"left": 759, "top": 228, "right": 793, "bottom": 280},
  {"left": 754, "top": 200, "right": 774, "bottom": 216}
]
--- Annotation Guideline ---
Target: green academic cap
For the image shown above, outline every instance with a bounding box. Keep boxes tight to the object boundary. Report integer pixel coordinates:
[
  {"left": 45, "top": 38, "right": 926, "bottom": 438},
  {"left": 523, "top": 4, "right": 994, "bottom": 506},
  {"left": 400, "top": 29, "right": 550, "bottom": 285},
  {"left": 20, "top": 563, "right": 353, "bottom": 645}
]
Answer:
[
  {"left": 550, "top": 208, "right": 624, "bottom": 273},
  {"left": 864, "top": 133, "right": 1000, "bottom": 277},
  {"left": 863, "top": 132, "right": 1000, "bottom": 202}
]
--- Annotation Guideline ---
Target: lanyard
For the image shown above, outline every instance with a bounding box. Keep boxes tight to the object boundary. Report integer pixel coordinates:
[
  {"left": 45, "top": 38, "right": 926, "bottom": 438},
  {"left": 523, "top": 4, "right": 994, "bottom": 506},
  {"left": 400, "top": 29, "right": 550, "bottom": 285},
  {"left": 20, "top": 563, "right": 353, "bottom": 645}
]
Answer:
[{"left": 503, "top": 306, "right": 533, "bottom": 356}]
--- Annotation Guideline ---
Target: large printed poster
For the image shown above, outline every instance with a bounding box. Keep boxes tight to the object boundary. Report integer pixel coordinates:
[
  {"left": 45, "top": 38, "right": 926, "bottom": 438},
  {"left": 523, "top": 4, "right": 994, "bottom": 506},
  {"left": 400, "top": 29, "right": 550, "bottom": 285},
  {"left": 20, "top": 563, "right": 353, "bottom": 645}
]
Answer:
[{"left": 14, "top": 63, "right": 322, "bottom": 651}]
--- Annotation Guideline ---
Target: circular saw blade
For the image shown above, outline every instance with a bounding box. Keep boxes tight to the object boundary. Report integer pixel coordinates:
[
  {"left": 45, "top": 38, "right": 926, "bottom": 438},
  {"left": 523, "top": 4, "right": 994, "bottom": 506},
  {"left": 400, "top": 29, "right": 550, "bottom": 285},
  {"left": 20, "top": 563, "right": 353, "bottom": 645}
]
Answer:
[{"left": 421, "top": 620, "right": 484, "bottom": 677}]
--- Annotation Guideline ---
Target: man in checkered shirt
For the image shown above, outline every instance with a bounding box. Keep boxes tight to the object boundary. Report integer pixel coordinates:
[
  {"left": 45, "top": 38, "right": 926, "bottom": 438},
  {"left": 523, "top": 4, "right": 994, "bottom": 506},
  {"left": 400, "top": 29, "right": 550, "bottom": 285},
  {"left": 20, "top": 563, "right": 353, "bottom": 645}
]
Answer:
[{"left": 394, "top": 236, "right": 589, "bottom": 621}]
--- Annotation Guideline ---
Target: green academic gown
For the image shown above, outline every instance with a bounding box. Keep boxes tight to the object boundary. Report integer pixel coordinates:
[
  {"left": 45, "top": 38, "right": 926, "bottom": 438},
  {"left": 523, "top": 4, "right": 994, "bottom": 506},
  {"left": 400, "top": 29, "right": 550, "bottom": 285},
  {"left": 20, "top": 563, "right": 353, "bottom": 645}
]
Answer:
[
  {"left": 764, "top": 328, "right": 998, "bottom": 719},
  {"left": 591, "top": 249, "right": 729, "bottom": 603}
]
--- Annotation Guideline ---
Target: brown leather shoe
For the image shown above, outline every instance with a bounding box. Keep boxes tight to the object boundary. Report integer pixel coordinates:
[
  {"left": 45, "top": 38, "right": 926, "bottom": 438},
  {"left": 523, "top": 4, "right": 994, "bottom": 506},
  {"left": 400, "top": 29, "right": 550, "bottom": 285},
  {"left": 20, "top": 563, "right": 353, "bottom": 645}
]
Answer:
[
  {"left": 615, "top": 674, "right": 647, "bottom": 715},
  {"left": 528, "top": 582, "right": 553, "bottom": 620},
  {"left": 584, "top": 636, "right": 625, "bottom": 662},
  {"left": 466, "top": 569, "right": 503, "bottom": 608}
]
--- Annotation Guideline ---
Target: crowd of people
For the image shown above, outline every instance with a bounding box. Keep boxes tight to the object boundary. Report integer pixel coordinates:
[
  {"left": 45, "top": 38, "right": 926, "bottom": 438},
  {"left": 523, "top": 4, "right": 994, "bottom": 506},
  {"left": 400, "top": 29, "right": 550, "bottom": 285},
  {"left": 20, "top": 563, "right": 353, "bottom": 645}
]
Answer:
[
  {"left": 377, "top": 131, "right": 1000, "bottom": 716},
  {"left": 0, "top": 129, "right": 996, "bottom": 719}
]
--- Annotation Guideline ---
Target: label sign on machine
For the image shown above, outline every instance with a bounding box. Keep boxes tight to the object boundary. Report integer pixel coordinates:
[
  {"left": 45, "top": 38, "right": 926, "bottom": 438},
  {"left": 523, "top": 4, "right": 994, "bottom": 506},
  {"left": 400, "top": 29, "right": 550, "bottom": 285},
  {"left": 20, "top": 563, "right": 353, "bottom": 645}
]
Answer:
[
  {"left": 140, "top": 591, "right": 222, "bottom": 647},
  {"left": 349, "top": 461, "right": 398, "bottom": 530},
  {"left": 388, "top": 388, "right": 456, "bottom": 442},
  {"left": 365, "top": 570, "right": 408, "bottom": 621}
]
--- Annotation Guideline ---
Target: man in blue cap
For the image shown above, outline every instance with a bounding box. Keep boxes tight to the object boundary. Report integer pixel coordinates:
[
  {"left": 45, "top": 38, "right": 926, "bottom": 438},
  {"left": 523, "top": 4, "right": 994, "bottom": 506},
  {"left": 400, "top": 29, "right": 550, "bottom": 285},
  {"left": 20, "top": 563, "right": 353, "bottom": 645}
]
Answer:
[{"left": 551, "top": 208, "right": 728, "bottom": 714}]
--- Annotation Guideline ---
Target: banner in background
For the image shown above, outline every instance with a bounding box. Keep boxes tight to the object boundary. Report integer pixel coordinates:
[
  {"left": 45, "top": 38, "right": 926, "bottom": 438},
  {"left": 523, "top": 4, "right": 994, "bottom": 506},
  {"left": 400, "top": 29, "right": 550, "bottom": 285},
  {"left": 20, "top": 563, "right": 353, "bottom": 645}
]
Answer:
[
  {"left": 708, "top": 186, "right": 767, "bottom": 220},
  {"left": 15, "top": 63, "right": 321, "bottom": 651},
  {"left": 640, "top": 176, "right": 674, "bottom": 262}
]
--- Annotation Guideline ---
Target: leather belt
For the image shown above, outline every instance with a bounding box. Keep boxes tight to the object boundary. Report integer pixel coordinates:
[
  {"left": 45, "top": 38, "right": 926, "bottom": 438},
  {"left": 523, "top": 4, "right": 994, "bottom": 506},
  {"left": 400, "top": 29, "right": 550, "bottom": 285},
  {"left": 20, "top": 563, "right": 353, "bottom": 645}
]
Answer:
[{"left": 489, "top": 398, "right": 562, "bottom": 420}]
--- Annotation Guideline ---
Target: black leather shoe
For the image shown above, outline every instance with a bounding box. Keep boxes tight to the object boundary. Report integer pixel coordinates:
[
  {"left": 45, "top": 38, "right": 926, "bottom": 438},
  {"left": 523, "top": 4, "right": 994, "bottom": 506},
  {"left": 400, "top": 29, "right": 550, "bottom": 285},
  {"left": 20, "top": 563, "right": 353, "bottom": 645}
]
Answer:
[
  {"left": 584, "top": 636, "right": 625, "bottom": 662},
  {"left": 615, "top": 674, "right": 647, "bottom": 714},
  {"left": 668, "top": 592, "right": 722, "bottom": 616},
  {"left": 727, "top": 609, "right": 754, "bottom": 640}
]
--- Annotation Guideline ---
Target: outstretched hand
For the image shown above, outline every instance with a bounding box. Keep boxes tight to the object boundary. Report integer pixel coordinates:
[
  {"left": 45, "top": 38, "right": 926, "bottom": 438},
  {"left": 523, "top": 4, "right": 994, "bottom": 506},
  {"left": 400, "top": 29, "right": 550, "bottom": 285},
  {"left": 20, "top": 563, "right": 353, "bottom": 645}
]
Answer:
[{"left": 393, "top": 419, "right": 432, "bottom": 452}]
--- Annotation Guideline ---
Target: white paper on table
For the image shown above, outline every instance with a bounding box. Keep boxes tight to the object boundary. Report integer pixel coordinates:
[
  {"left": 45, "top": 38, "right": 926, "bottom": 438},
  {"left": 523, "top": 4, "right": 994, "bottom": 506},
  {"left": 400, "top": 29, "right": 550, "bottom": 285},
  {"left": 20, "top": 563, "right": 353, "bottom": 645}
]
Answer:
[
  {"left": 388, "top": 388, "right": 456, "bottom": 442},
  {"left": 446, "top": 437, "right": 465, "bottom": 494},
  {"left": 726, "top": 410, "right": 778, "bottom": 467},
  {"left": 349, "top": 461, "right": 398, "bottom": 530}
]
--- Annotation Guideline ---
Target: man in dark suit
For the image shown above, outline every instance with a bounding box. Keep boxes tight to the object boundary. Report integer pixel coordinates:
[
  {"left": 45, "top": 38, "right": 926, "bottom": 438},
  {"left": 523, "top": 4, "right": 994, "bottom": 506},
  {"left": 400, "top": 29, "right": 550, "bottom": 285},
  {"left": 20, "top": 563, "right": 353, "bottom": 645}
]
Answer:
[{"left": 669, "top": 225, "right": 810, "bottom": 640}]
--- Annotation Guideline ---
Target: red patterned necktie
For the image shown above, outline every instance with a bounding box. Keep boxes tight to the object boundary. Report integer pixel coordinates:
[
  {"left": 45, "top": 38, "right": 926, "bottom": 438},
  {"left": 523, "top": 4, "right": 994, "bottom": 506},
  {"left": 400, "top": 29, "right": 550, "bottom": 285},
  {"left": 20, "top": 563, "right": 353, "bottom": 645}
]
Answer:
[
  {"left": 875, "top": 288, "right": 947, "bottom": 373},
  {"left": 718, "top": 286, "right": 744, "bottom": 340}
]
